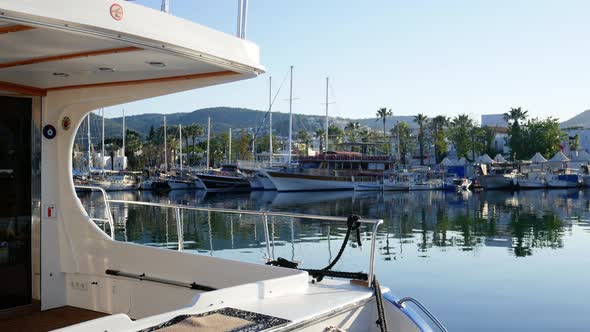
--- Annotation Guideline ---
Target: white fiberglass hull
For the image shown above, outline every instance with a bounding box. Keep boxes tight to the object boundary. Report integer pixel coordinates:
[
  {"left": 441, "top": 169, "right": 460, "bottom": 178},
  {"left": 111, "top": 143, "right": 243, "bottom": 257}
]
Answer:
[
  {"left": 107, "top": 182, "right": 138, "bottom": 191},
  {"left": 354, "top": 182, "right": 383, "bottom": 191},
  {"left": 480, "top": 175, "right": 515, "bottom": 189},
  {"left": 57, "top": 276, "right": 437, "bottom": 332},
  {"left": 518, "top": 179, "right": 546, "bottom": 189},
  {"left": 410, "top": 183, "right": 440, "bottom": 191},
  {"left": 383, "top": 182, "right": 410, "bottom": 191},
  {"left": 265, "top": 171, "right": 354, "bottom": 192},
  {"left": 256, "top": 173, "right": 277, "bottom": 190}
]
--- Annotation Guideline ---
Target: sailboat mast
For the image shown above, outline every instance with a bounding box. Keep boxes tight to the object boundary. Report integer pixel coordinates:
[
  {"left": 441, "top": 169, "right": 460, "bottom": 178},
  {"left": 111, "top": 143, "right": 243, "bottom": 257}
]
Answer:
[
  {"left": 228, "top": 128, "right": 232, "bottom": 164},
  {"left": 269, "top": 76, "right": 273, "bottom": 167},
  {"left": 87, "top": 113, "right": 91, "bottom": 172},
  {"left": 161, "top": 0, "right": 170, "bottom": 13},
  {"left": 164, "top": 116, "right": 167, "bottom": 172},
  {"left": 325, "top": 77, "right": 329, "bottom": 153},
  {"left": 206, "top": 117, "right": 211, "bottom": 170},
  {"left": 179, "top": 124, "right": 183, "bottom": 172},
  {"left": 122, "top": 109, "right": 126, "bottom": 162},
  {"left": 288, "top": 65, "right": 293, "bottom": 165},
  {"left": 101, "top": 108, "right": 105, "bottom": 175}
]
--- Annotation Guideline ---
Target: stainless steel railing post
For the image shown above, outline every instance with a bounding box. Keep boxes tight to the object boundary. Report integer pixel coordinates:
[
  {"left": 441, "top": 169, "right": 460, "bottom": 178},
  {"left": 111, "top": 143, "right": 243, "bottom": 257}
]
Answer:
[
  {"left": 75, "top": 185, "right": 115, "bottom": 239},
  {"left": 398, "top": 297, "right": 449, "bottom": 332},
  {"left": 368, "top": 219, "right": 383, "bottom": 286},
  {"left": 262, "top": 213, "right": 273, "bottom": 261},
  {"left": 175, "top": 207, "right": 184, "bottom": 251}
]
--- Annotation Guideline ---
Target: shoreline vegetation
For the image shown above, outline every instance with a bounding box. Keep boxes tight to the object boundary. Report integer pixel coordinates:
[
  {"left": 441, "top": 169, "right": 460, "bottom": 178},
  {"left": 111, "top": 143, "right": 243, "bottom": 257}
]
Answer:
[{"left": 73, "top": 106, "right": 568, "bottom": 171}]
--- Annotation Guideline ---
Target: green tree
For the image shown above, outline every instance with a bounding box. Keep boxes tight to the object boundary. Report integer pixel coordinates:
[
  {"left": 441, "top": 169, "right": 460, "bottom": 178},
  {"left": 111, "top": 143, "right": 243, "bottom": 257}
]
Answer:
[
  {"left": 391, "top": 121, "right": 414, "bottom": 165},
  {"left": 315, "top": 128, "right": 325, "bottom": 153},
  {"left": 449, "top": 114, "right": 474, "bottom": 159},
  {"left": 522, "top": 117, "right": 564, "bottom": 159},
  {"left": 413, "top": 114, "right": 429, "bottom": 165},
  {"left": 328, "top": 124, "right": 344, "bottom": 148},
  {"left": 430, "top": 115, "right": 449, "bottom": 163},
  {"left": 376, "top": 107, "right": 392, "bottom": 152},
  {"left": 297, "top": 129, "right": 312, "bottom": 156},
  {"left": 481, "top": 126, "right": 498, "bottom": 156},
  {"left": 344, "top": 121, "right": 360, "bottom": 151},
  {"left": 239, "top": 129, "right": 251, "bottom": 160},
  {"left": 504, "top": 107, "right": 529, "bottom": 160},
  {"left": 570, "top": 134, "right": 580, "bottom": 152}
]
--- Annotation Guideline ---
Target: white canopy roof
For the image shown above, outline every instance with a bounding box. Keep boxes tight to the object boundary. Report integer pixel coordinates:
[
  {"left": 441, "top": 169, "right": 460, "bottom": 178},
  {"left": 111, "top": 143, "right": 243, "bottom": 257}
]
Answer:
[
  {"left": 439, "top": 157, "right": 455, "bottom": 166},
  {"left": 478, "top": 154, "right": 494, "bottom": 164},
  {"left": 571, "top": 150, "right": 590, "bottom": 162},
  {"left": 549, "top": 151, "right": 570, "bottom": 162},
  {"left": 529, "top": 152, "right": 548, "bottom": 163},
  {"left": 494, "top": 154, "right": 507, "bottom": 163},
  {"left": 457, "top": 157, "right": 467, "bottom": 165}
]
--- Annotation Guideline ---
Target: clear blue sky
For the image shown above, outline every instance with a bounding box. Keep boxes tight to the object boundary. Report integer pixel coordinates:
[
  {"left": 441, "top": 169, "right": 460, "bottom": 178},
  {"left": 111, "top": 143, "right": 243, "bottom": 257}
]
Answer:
[{"left": 105, "top": 0, "right": 590, "bottom": 123}]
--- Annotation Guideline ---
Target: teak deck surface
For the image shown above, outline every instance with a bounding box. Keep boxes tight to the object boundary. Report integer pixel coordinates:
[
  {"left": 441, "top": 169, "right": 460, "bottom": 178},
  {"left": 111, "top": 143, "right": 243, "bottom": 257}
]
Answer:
[{"left": 1, "top": 306, "right": 107, "bottom": 332}]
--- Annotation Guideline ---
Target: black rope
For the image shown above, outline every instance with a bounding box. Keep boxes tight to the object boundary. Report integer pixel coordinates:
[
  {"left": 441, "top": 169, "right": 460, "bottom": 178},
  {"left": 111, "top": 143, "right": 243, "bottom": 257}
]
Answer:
[
  {"left": 265, "top": 217, "right": 386, "bottom": 331},
  {"left": 304, "top": 269, "right": 367, "bottom": 281},
  {"left": 373, "top": 276, "right": 388, "bottom": 332},
  {"left": 266, "top": 215, "right": 363, "bottom": 283},
  {"left": 322, "top": 215, "right": 361, "bottom": 272}
]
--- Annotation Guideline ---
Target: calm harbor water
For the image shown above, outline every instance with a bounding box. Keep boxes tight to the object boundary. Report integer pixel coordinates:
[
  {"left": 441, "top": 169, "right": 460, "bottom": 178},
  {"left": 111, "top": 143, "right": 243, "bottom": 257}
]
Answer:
[{"left": 77, "top": 189, "right": 590, "bottom": 332}]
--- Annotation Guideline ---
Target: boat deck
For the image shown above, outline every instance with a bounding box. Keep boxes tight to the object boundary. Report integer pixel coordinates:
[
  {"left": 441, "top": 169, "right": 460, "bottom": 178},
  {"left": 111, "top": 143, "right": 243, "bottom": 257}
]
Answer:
[{"left": 1, "top": 306, "right": 107, "bottom": 332}]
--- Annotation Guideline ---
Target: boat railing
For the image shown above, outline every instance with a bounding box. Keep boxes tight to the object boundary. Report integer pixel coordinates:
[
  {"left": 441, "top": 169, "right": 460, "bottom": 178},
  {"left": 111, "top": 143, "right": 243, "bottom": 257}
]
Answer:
[
  {"left": 75, "top": 185, "right": 384, "bottom": 285},
  {"left": 75, "top": 185, "right": 115, "bottom": 239},
  {"left": 398, "top": 297, "right": 449, "bottom": 332}
]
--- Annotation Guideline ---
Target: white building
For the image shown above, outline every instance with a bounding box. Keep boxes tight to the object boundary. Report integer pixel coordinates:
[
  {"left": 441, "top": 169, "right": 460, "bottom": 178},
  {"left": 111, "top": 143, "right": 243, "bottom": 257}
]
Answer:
[{"left": 481, "top": 114, "right": 508, "bottom": 128}]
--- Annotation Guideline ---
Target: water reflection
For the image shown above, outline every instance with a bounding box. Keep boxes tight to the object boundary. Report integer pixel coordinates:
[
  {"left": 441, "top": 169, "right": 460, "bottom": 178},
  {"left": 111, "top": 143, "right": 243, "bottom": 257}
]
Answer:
[
  {"left": 77, "top": 189, "right": 590, "bottom": 332},
  {"left": 77, "top": 189, "right": 586, "bottom": 261}
]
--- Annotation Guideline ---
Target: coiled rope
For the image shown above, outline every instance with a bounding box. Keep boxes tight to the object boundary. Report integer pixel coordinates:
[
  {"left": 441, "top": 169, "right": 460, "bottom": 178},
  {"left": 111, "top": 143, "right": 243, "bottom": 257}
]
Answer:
[{"left": 266, "top": 215, "right": 388, "bottom": 331}]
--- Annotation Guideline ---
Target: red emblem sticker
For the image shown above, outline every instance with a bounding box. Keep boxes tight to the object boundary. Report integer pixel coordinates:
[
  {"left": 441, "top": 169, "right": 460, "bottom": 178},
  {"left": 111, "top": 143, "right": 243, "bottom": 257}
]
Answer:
[
  {"left": 110, "top": 4, "right": 124, "bottom": 21},
  {"left": 61, "top": 116, "right": 71, "bottom": 130}
]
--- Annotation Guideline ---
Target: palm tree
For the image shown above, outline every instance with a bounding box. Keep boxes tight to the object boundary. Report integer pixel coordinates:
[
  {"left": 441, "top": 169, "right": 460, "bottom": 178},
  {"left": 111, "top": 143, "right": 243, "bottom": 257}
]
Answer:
[
  {"left": 449, "top": 114, "right": 474, "bottom": 159},
  {"left": 297, "top": 129, "right": 311, "bottom": 156},
  {"left": 503, "top": 107, "right": 528, "bottom": 160},
  {"left": 315, "top": 128, "right": 325, "bottom": 152},
  {"left": 413, "top": 114, "right": 428, "bottom": 165},
  {"left": 430, "top": 115, "right": 449, "bottom": 163},
  {"left": 376, "top": 107, "right": 393, "bottom": 139},
  {"left": 503, "top": 107, "right": 528, "bottom": 126},
  {"left": 189, "top": 124, "right": 204, "bottom": 165},
  {"left": 344, "top": 121, "right": 360, "bottom": 151}
]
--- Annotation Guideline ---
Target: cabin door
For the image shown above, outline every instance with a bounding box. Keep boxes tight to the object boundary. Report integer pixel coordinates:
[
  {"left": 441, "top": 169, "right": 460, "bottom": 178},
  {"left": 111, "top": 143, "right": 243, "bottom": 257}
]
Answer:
[{"left": 0, "top": 96, "right": 33, "bottom": 311}]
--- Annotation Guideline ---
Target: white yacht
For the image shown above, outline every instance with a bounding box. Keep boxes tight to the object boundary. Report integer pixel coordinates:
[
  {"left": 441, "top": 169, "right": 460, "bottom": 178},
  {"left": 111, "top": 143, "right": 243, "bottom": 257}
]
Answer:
[
  {"left": 106, "top": 174, "right": 140, "bottom": 191},
  {"left": 0, "top": 1, "right": 447, "bottom": 331},
  {"left": 382, "top": 172, "right": 411, "bottom": 191},
  {"left": 517, "top": 171, "right": 547, "bottom": 189}
]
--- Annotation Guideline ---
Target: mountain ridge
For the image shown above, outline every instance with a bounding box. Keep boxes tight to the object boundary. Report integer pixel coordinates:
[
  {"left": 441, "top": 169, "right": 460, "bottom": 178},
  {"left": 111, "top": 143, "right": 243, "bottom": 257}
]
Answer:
[{"left": 86, "top": 107, "right": 418, "bottom": 139}]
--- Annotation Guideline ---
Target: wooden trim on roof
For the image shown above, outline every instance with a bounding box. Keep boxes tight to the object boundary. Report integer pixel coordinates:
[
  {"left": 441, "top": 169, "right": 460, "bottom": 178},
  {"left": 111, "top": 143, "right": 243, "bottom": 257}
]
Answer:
[
  {"left": 47, "top": 70, "right": 239, "bottom": 92},
  {"left": 0, "top": 46, "right": 142, "bottom": 69},
  {"left": 0, "top": 81, "right": 46, "bottom": 96},
  {"left": 0, "top": 70, "right": 239, "bottom": 96},
  {"left": 0, "top": 25, "right": 35, "bottom": 35}
]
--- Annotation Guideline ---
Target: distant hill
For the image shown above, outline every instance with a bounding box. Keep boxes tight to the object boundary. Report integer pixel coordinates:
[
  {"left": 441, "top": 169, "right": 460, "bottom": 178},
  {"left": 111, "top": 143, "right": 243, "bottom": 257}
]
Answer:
[
  {"left": 561, "top": 110, "right": 590, "bottom": 128},
  {"left": 86, "top": 107, "right": 419, "bottom": 139}
]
